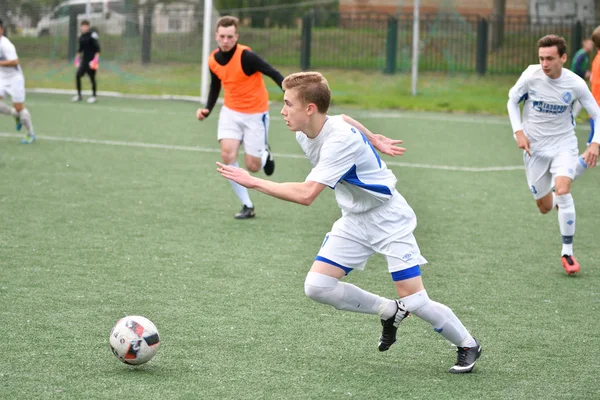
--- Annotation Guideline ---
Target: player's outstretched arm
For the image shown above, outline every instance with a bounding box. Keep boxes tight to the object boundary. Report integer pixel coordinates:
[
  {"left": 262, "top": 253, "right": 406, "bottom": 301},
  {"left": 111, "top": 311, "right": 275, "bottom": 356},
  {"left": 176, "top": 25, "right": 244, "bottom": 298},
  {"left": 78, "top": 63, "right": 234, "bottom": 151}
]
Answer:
[
  {"left": 216, "top": 162, "right": 326, "bottom": 206},
  {"left": 0, "top": 58, "right": 18, "bottom": 67},
  {"left": 341, "top": 114, "right": 406, "bottom": 157}
]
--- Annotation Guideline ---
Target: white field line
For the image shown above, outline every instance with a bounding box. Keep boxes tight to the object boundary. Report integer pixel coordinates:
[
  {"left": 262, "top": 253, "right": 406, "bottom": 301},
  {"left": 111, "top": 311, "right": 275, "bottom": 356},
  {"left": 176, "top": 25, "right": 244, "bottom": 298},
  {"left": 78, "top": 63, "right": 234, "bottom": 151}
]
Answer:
[
  {"left": 27, "top": 88, "right": 592, "bottom": 131},
  {"left": 0, "top": 132, "right": 524, "bottom": 172}
]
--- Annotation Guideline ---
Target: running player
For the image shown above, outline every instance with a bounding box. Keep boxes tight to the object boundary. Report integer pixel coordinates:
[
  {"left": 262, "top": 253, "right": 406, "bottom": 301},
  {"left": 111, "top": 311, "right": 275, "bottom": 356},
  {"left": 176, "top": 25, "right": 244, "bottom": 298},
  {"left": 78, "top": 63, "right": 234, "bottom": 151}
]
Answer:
[
  {"left": 217, "top": 71, "right": 482, "bottom": 374},
  {"left": 197, "top": 16, "right": 283, "bottom": 219},
  {"left": 0, "top": 19, "right": 35, "bottom": 144},
  {"left": 507, "top": 34, "right": 600, "bottom": 275}
]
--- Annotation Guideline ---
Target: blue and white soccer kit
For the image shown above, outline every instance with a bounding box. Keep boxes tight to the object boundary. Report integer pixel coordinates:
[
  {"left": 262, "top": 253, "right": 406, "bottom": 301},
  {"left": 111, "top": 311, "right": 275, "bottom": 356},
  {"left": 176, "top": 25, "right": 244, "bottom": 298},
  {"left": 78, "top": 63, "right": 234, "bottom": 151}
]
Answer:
[
  {"left": 296, "top": 115, "right": 427, "bottom": 279},
  {"left": 0, "top": 36, "right": 25, "bottom": 103},
  {"left": 508, "top": 65, "right": 600, "bottom": 199}
]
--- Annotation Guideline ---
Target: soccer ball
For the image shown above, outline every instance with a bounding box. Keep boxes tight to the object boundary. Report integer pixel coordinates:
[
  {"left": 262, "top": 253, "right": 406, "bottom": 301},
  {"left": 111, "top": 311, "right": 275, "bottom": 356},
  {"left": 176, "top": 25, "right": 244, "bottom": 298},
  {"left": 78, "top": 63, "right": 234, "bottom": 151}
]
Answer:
[{"left": 109, "top": 316, "right": 160, "bottom": 365}]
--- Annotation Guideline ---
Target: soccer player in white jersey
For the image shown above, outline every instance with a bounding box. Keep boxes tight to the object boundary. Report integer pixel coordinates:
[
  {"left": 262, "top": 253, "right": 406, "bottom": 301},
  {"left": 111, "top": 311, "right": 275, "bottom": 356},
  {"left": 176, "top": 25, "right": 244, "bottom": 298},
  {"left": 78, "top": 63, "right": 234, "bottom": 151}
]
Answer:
[
  {"left": 507, "top": 34, "right": 600, "bottom": 275},
  {"left": 0, "top": 19, "right": 35, "bottom": 144},
  {"left": 217, "top": 71, "right": 482, "bottom": 373}
]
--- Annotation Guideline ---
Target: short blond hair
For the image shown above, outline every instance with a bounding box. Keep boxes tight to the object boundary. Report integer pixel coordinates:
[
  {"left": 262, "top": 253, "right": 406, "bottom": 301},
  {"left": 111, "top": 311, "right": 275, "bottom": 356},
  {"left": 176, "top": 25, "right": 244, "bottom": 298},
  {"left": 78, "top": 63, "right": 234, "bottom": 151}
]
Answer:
[
  {"left": 282, "top": 72, "right": 331, "bottom": 113},
  {"left": 216, "top": 16, "right": 239, "bottom": 32}
]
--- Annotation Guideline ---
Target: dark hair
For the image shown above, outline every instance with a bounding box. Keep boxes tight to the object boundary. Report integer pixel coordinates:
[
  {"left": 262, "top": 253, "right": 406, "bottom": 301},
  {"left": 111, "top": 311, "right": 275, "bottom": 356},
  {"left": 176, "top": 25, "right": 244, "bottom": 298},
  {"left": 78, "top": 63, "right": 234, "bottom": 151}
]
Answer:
[
  {"left": 216, "top": 16, "right": 239, "bottom": 32},
  {"left": 538, "top": 34, "right": 567, "bottom": 56},
  {"left": 0, "top": 19, "right": 4, "bottom": 28},
  {"left": 81, "top": 20, "right": 90, "bottom": 26}
]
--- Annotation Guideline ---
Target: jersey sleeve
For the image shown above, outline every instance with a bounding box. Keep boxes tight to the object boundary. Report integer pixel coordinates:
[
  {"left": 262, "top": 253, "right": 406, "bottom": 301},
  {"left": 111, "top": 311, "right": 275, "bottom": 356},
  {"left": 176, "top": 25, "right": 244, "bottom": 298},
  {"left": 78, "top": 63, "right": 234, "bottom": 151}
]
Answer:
[
  {"left": 91, "top": 32, "right": 101, "bottom": 53},
  {"left": 508, "top": 65, "right": 534, "bottom": 104},
  {"left": 306, "top": 137, "right": 360, "bottom": 188},
  {"left": 241, "top": 50, "right": 284, "bottom": 89},
  {"left": 507, "top": 66, "right": 534, "bottom": 133},
  {"left": 575, "top": 79, "right": 600, "bottom": 144},
  {"left": 1, "top": 40, "right": 18, "bottom": 61}
]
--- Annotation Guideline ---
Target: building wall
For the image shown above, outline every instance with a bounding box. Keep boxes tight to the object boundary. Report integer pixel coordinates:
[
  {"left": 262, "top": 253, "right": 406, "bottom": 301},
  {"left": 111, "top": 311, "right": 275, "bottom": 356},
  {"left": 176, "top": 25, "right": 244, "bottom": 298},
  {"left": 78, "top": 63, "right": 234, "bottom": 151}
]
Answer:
[{"left": 339, "top": 0, "right": 528, "bottom": 16}]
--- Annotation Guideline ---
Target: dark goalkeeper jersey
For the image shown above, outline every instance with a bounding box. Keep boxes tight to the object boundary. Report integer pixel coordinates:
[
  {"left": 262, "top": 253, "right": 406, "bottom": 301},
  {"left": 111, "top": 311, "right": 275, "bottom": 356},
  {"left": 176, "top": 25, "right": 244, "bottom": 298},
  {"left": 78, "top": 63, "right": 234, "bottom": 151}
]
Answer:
[{"left": 78, "top": 31, "right": 101, "bottom": 62}]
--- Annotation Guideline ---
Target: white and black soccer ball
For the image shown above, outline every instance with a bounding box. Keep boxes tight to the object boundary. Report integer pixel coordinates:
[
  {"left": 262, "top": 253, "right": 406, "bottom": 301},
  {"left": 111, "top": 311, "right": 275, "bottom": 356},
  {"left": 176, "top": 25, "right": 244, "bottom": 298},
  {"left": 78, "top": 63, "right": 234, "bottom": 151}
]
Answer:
[{"left": 109, "top": 316, "right": 160, "bottom": 365}]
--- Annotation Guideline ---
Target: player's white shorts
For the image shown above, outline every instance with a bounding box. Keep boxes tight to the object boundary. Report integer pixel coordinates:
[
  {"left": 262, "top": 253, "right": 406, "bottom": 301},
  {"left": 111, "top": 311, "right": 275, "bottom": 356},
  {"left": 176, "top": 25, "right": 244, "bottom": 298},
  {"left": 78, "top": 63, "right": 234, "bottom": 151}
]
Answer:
[
  {"left": 217, "top": 105, "right": 269, "bottom": 159},
  {"left": 0, "top": 74, "right": 26, "bottom": 103},
  {"left": 524, "top": 148, "right": 578, "bottom": 200},
  {"left": 316, "top": 191, "right": 428, "bottom": 278}
]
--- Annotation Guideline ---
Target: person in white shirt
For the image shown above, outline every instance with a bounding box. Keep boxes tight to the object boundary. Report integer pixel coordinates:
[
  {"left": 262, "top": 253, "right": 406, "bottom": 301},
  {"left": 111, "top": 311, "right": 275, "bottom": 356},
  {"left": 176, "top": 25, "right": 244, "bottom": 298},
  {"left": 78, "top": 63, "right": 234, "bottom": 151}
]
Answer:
[
  {"left": 216, "top": 71, "right": 482, "bottom": 374},
  {"left": 0, "top": 19, "right": 35, "bottom": 144},
  {"left": 507, "top": 34, "right": 600, "bottom": 275}
]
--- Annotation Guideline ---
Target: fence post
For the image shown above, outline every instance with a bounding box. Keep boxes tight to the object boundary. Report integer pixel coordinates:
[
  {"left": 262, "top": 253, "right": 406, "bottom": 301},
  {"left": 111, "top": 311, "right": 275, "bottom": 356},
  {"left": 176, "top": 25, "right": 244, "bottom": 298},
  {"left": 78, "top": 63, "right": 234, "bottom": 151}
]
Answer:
[
  {"left": 68, "top": 7, "right": 78, "bottom": 62},
  {"left": 385, "top": 17, "right": 398, "bottom": 74},
  {"left": 476, "top": 18, "right": 488, "bottom": 76},
  {"left": 571, "top": 20, "right": 583, "bottom": 61},
  {"left": 300, "top": 14, "right": 312, "bottom": 71},
  {"left": 141, "top": 5, "right": 153, "bottom": 64}
]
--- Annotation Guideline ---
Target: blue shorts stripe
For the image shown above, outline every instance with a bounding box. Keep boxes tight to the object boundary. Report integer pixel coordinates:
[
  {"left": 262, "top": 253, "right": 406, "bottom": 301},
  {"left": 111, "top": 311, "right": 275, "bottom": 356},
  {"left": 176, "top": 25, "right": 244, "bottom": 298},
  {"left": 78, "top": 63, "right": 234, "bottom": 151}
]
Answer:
[
  {"left": 315, "top": 256, "right": 353, "bottom": 275},
  {"left": 262, "top": 113, "right": 268, "bottom": 145},
  {"left": 391, "top": 265, "right": 421, "bottom": 281}
]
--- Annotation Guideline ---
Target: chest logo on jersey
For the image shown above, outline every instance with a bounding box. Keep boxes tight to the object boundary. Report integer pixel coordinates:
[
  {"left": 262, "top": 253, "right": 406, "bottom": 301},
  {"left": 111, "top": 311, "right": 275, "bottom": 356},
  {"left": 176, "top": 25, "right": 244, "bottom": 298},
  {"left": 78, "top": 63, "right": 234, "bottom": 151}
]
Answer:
[
  {"left": 531, "top": 101, "right": 568, "bottom": 115},
  {"left": 561, "top": 92, "right": 573, "bottom": 104}
]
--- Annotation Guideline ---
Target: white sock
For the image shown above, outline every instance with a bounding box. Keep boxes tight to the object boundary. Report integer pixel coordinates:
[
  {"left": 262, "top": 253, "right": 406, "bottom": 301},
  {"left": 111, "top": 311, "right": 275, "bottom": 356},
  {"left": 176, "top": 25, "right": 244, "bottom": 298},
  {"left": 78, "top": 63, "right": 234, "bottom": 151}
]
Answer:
[
  {"left": 574, "top": 156, "right": 587, "bottom": 181},
  {"left": 304, "top": 271, "right": 393, "bottom": 316},
  {"left": 260, "top": 150, "right": 269, "bottom": 169},
  {"left": 555, "top": 193, "right": 575, "bottom": 256},
  {"left": 401, "top": 290, "right": 476, "bottom": 348},
  {"left": 0, "top": 103, "right": 16, "bottom": 116},
  {"left": 228, "top": 161, "right": 253, "bottom": 208},
  {"left": 17, "top": 108, "right": 34, "bottom": 135}
]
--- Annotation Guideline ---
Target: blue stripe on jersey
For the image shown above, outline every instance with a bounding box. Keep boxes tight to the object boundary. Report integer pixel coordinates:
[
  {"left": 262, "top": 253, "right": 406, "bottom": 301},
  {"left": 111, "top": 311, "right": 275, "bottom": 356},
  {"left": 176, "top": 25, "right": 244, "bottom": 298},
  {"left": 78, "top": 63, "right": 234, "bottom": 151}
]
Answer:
[
  {"left": 341, "top": 165, "right": 392, "bottom": 195},
  {"left": 588, "top": 118, "right": 595, "bottom": 145},
  {"left": 315, "top": 256, "right": 353, "bottom": 275},
  {"left": 356, "top": 129, "right": 382, "bottom": 168},
  {"left": 518, "top": 93, "right": 528, "bottom": 104},
  {"left": 391, "top": 265, "right": 421, "bottom": 281}
]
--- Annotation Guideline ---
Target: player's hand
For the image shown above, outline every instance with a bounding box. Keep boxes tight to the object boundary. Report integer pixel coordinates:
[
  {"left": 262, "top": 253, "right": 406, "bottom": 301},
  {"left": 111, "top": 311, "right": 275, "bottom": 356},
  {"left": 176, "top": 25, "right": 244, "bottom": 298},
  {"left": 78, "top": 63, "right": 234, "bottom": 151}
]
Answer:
[
  {"left": 196, "top": 108, "right": 209, "bottom": 121},
  {"left": 74, "top": 55, "right": 80, "bottom": 68},
  {"left": 515, "top": 130, "right": 531, "bottom": 156},
  {"left": 583, "top": 143, "right": 600, "bottom": 168},
  {"left": 216, "top": 162, "right": 255, "bottom": 188},
  {"left": 371, "top": 134, "right": 406, "bottom": 157},
  {"left": 89, "top": 55, "right": 99, "bottom": 70}
]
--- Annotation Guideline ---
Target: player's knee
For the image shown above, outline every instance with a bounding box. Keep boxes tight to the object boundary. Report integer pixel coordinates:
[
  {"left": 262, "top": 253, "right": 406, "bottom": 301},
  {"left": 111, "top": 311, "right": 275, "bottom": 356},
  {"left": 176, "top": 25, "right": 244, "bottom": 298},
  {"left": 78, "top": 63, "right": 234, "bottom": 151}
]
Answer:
[
  {"left": 399, "top": 289, "right": 430, "bottom": 314},
  {"left": 220, "top": 150, "right": 237, "bottom": 165},
  {"left": 304, "top": 272, "right": 337, "bottom": 304},
  {"left": 554, "top": 186, "right": 570, "bottom": 196},
  {"left": 245, "top": 160, "right": 261, "bottom": 172},
  {"left": 537, "top": 204, "right": 553, "bottom": 214}
]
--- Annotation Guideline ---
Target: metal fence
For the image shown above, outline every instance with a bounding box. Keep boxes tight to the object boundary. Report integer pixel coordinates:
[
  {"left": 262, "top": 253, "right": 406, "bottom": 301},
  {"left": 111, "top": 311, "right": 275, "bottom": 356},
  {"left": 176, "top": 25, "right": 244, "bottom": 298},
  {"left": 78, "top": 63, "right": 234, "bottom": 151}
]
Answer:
[{"left": 5, "top": 4, "right": 599, "bottom": 75}]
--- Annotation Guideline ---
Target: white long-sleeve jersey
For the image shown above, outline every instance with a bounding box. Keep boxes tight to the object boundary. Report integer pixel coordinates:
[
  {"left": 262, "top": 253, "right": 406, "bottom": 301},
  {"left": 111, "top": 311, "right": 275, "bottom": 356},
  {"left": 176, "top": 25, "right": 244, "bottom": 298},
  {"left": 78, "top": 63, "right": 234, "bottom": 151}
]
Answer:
[
  {"left": 296, "top": 115, "right": 398, "bottom": 214},
  {"left": 507, "top": 64, "right": 600, "bottom": 154}
]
